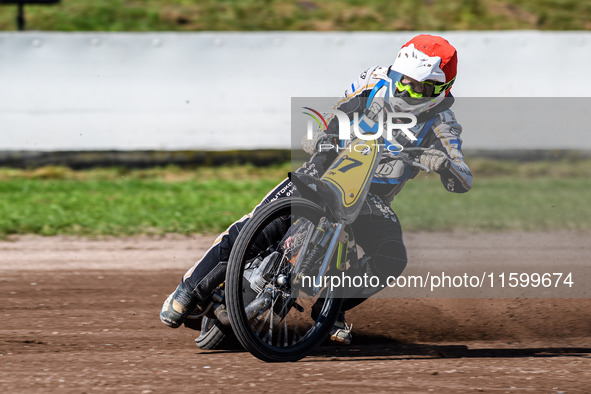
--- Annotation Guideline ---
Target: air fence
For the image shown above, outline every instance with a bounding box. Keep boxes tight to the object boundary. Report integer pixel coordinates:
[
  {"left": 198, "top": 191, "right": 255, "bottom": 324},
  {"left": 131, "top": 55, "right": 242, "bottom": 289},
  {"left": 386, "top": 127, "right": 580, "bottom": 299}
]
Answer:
[{"left": 1, "top": 31, "right": 590, "bottom": 166}]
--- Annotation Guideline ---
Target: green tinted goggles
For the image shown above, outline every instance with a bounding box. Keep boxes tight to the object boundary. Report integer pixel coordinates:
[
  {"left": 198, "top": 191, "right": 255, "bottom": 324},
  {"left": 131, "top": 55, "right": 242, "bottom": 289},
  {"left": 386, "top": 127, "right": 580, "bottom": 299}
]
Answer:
[{"left": 395, "top": 77, "right": 455, "bottom": 98}]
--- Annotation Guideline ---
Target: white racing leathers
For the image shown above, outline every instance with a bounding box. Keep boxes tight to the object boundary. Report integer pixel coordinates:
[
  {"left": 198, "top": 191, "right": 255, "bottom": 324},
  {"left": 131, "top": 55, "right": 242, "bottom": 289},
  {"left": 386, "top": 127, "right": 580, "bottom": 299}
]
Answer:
[{"left": 303, "top": 65, "right": 472, "bottom": 202}]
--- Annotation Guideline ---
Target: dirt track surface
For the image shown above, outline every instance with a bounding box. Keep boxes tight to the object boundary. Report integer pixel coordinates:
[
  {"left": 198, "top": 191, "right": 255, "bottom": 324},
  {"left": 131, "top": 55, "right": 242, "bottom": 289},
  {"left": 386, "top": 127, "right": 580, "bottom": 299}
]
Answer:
[{"left": 1, "top": 232, "right": 590, "bottom": 393}]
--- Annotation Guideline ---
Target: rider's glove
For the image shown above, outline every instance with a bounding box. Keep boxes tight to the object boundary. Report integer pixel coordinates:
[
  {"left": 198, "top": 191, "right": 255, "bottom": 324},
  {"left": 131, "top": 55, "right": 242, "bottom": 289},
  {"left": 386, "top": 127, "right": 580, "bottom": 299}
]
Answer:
[
  {"left": 302, "top": 130, "right": 340, "bottom": 155},
  {"left": 419, "top": 148, "right": 451, "bottom": 173}
]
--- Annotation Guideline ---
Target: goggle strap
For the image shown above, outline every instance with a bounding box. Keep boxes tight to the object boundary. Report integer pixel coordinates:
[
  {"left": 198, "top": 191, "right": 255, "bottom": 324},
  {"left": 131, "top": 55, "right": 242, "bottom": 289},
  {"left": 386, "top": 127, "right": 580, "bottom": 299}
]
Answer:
[{"left": 432, "top": 77, "right": 456, "bottom": 95}]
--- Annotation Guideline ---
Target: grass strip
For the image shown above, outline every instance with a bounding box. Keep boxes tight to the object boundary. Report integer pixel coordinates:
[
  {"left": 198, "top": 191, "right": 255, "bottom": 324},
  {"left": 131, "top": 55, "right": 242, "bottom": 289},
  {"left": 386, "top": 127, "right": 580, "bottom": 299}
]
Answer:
[
  {"left": 0, "top": 160, "right": 589, "bottom": 237},
  {"left": 1, "top": 0, "right": 590, "bottom": 31}
]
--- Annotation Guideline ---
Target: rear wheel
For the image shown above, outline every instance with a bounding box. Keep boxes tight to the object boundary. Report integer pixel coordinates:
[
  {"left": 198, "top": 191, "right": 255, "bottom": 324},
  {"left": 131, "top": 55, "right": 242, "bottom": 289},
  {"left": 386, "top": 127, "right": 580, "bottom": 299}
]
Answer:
[
  {"left": 226, "top": 198, "right": 343, "bottom": 362},
  {"left": 194, "top": 317, "right": 228, "bottom": 350}
]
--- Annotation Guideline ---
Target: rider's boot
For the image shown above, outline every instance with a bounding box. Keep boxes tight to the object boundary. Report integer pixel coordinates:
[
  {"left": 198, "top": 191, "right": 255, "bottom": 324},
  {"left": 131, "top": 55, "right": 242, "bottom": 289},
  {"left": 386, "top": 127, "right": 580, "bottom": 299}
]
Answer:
[
  {"left": 160, "top": 281, "right": 202, "bottom": 328},
  {"left": 329, "top": 311, "right": 353, "bottom": 345},
  {"left": 311, "top": 300, "right": 353, "bottom": 345}
]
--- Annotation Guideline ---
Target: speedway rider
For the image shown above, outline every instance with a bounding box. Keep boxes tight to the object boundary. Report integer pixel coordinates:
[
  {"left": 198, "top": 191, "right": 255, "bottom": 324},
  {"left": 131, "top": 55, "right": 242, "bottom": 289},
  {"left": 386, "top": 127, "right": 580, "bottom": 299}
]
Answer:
[{"left": 160, "top": 34, "right": 472, "bottom": 345}]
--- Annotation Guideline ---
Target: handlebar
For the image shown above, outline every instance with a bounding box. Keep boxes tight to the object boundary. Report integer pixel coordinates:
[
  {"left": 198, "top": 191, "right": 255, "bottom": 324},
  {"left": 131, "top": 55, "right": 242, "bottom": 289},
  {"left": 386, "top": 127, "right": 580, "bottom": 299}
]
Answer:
[
  {"left": 404, "top": 159, "right": 431, "bottom": 173},
  {"left": 387, "top": 146, "right": 432, "bottom": 173}
]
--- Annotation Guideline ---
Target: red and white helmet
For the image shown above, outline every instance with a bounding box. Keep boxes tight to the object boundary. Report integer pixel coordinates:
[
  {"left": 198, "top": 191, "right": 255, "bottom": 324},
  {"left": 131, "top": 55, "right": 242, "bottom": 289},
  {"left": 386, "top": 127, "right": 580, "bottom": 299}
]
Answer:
[{"left": 390, "top": 34, "right": 458, "bottom": 114}]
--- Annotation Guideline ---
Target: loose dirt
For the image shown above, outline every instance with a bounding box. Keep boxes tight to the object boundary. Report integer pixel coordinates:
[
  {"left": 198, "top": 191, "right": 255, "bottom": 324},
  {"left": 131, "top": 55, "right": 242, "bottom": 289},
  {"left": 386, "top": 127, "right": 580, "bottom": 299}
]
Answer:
[{"left": 1, "top": 232, "right": 590, "bottom": 392}]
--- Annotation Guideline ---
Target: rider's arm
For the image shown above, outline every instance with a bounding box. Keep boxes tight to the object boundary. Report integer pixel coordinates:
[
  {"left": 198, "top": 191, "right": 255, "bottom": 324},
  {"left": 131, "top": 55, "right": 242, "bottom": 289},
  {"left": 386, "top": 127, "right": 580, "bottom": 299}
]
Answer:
[
  {"left": 431, "top": 110, "right": 473, "bottom": 193},
  {"left": 301, "top": 66, "right": 381, "bottom": 156}
]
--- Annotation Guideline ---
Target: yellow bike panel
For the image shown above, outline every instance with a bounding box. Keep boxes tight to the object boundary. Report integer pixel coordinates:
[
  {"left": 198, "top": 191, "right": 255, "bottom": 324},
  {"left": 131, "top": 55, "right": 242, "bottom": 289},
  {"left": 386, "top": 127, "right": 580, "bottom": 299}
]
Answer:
[{"left": 321, "top": 140, "right": 380, "bottom": 208}]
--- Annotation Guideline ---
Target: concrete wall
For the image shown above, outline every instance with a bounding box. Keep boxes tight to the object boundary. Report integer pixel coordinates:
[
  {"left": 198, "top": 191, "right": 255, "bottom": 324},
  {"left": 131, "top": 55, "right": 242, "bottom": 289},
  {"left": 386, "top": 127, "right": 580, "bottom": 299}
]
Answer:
[{"left": 1, "top": 31, "right": 590, "bottom": 151}]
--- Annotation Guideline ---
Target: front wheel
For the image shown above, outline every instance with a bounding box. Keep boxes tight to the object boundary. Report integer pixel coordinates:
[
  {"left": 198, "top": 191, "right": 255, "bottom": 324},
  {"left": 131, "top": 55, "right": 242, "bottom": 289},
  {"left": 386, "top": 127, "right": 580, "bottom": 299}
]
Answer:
[{"left": 225, "top": 198, "right": 343, "bottom": 362}]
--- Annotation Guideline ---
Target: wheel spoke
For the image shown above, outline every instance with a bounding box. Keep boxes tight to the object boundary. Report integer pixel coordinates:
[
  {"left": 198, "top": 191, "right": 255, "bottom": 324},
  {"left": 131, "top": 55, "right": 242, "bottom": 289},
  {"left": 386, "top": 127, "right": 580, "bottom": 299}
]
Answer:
[
  {"left": 226, "top": 198, "right": 343, "bottom": 361},
  {"left": 283, "top": 314, "right": 289, "bottom": 347},
  {"left": 292, "top": 311, "right": 300, "bottom": 345},
  {"left": 268, "top": 305, "right": 274, "bottom": 345},
  {"left": 254, "top": 307, "right": 271, "bottom": 337}
]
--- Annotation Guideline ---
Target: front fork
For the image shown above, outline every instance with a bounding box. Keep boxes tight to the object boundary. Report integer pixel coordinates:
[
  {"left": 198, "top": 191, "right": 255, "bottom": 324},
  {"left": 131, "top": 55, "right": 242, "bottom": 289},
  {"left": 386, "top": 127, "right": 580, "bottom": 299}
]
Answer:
[
  {"left": 243, "top": 219, "right": 350, "bottom": 325},
  {"left": 293, "top": 219, "right": 349, "bottom": 296}
]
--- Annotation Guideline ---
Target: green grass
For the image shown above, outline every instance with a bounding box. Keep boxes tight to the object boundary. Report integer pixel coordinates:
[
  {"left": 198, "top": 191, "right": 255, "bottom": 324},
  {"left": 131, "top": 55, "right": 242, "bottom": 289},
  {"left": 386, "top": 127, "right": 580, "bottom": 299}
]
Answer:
[
  {"left": 1, "top": 0, "right": 590, "bottom": 31},
  {"left": 396, "top": 175, "right": 591, "bottom": 231},
  {"left": 0, "top": 164, "right": 288, "bottom": 237},
  {"left": 0, "top": 175, "right": 281, "bottom": 237},
  {"left": 0, "top": 160, "right": 590, "bottom": 237}
]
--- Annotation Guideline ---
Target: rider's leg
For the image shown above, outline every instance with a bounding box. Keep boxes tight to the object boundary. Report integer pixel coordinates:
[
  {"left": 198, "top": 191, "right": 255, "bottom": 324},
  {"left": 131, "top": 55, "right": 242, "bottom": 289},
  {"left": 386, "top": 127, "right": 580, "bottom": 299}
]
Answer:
[
  {"left": 160, "top": 178, "right": 295, "bottom": 328},
  {"left": 345, "top": 193, "right": 407, "bottom": 306},
  {"left": 328, "top": 194, "right": 407, "bottom": 342},
  {"left": 160, "top": 151, "right": 335, "bottom": 329}
]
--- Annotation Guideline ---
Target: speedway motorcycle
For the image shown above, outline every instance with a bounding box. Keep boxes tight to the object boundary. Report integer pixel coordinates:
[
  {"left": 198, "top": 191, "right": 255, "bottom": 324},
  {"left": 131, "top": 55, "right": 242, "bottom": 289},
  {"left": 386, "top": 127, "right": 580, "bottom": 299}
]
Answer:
[{"left": 191, "top": 138, "right": 429, "bottom": 362}]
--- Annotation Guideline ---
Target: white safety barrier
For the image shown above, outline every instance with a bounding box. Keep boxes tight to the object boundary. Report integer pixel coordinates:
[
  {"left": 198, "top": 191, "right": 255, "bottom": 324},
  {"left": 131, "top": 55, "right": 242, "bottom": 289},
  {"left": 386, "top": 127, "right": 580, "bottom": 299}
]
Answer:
[{"left": 1, "top": 31, "right": 590, "bottom": 151}]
